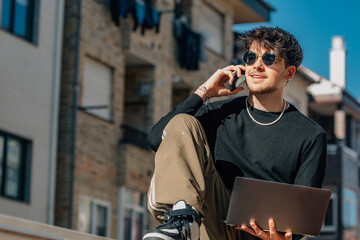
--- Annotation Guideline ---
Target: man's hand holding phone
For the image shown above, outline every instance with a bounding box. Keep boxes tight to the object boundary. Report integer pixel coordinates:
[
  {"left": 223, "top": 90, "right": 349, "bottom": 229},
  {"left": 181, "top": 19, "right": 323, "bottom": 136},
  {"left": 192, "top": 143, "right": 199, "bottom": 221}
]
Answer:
[{"left": 195, "top": 65, "right": 246, "bottom": 102}]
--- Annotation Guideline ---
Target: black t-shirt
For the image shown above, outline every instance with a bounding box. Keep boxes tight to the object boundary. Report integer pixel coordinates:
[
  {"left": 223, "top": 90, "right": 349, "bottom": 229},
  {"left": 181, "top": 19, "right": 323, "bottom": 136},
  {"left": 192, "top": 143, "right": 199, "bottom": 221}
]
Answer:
[{"left": 148, "top": 94, "right": 327, "bottom": 191}]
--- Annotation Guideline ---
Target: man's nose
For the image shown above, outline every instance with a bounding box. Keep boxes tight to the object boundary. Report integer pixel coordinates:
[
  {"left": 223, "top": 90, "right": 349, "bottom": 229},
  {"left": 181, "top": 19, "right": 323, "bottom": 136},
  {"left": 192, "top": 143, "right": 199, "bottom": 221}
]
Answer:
[{"left": 252, "top": 56, "right": 265, "bottom": 69}]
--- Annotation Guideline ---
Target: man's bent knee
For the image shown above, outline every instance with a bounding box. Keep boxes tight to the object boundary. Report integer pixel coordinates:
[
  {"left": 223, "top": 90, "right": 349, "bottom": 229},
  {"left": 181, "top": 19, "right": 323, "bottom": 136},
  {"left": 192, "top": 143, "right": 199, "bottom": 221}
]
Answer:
[{"left": 164, "top": 114, "right": 202, "bottom": 135}]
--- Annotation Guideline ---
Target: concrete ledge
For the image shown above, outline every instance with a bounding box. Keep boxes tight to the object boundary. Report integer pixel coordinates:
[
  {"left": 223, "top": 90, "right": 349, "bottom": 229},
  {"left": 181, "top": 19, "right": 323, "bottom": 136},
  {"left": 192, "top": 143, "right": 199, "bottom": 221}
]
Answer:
[{"left": 0, "top": 214, "right": 113, "bottom": 240}]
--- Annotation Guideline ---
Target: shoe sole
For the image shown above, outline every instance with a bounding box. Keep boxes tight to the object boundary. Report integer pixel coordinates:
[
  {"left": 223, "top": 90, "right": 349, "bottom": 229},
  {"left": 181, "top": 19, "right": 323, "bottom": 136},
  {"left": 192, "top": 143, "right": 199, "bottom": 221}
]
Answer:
[{"left": 143, "top": 232, "right": 179, "bottom": 240}]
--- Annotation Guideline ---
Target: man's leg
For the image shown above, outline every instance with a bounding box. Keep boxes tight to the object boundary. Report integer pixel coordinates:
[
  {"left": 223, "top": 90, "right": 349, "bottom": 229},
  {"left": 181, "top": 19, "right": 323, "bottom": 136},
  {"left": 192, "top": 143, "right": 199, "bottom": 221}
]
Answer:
[{"left": 147, "top": 114, "right": 253, "bottom": 239}]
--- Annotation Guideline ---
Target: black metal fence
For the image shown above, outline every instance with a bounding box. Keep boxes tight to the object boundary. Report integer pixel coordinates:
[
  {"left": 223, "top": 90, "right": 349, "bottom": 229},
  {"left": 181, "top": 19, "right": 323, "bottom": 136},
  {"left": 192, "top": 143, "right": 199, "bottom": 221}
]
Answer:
[{"left": 120, "top": 124, "right": 149, "bottom": 150}]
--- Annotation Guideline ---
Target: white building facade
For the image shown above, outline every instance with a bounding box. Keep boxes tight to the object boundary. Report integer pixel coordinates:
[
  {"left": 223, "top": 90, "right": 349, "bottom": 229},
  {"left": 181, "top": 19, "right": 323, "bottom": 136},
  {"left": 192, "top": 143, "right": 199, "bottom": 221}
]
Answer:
[{"left": 0, "top": 0, "right": 64, "bottom": 224}]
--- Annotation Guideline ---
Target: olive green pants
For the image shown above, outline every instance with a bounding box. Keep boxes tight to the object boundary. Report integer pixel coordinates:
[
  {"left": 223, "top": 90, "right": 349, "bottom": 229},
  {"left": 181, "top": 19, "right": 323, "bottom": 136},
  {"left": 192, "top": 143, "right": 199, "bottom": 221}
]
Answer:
[{"left": 147, "top": 114, "right": 256, "bottom": 240}]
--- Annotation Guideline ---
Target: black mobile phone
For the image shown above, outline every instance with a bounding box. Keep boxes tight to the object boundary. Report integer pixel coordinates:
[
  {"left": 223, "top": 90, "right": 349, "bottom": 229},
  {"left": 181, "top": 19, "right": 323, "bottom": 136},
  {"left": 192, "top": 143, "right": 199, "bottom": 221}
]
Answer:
[{"left": 225, "top": 70, "right": 246, "bottom": 92}]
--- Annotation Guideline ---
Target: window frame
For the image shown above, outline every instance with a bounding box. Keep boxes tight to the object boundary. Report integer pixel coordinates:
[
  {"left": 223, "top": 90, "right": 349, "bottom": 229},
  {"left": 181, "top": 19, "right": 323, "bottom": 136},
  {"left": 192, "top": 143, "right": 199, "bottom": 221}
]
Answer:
[
  {"left": 118, "top": 187, "right": 148, "bottom": 240},
  {"left": 321, "top": 192, "right": 337, "bottom": 232},
  {"left": 81, "top": 56, "right": 114, "bottom": 122},
  {"left": 77, "top": 195, "right": 112, "bottom": 237},
  {"left": 198, "top": 1, "right": 225, "bottom": 56},
  {"left": 0, "top": 129, "right": 32, "bottom": 203},
  {"left": 342, "top": 187, "right": 357, "bottom": 230},
  {"left": 0, "top": 0, "right": 39, "bottom": 44}
]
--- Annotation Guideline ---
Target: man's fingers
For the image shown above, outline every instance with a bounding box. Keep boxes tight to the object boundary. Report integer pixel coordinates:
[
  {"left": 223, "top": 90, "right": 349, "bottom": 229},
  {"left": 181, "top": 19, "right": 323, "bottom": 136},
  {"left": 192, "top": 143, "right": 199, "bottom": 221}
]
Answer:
[
  {"left": 222, "top": 70, "right": 234, "bottom": 84},
  {"left": 223, "top": 64, "right": 246, "bottom": 74},
  {"left": 250, "top": 221, "right": 264, "bottom": 236},
  {"left": 235, "top": 65, "right": 246, "bottom": 77},
  {"left": 238, "top": 219, "right": 292, "bottom": 240},
  {"left": 236, "top": 224, "right": 256, "bottom": 236},
  {"left": 285, "top": 232, "right": 292, "bottom": 240},
  {"left": 231, "top": 87, "right": 244, "bottom": 94},
  {"left": 269, "top": 218, "right": 276, "bottom": 237},
  {"left": 221, "top": 65, "right": 245, "bottom": 84},
  {"left": 223, "top": 65, "right": 237, "bottom": 71}
]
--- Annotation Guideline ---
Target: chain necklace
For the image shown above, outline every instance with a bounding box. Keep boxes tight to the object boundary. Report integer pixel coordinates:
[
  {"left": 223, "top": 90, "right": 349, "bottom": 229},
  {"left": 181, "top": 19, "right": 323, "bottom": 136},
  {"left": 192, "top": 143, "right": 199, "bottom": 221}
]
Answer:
[{"left": 246, "top": 96, "right": 287, "bottom": 126}]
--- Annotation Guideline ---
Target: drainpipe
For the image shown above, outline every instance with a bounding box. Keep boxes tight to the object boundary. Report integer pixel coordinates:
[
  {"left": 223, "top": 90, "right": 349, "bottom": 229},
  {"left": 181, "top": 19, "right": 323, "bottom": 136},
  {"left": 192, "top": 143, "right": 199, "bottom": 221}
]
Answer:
[
  {"left": 335, "top": 101, "right": 345, "bottom": 239},
  {"left": 68, "top": 0, "right": 82, "bottom": 229},
  {"left": 331, "top": 35, "right": 346, "bottom": 238},
  {"left": 47, "top": 0, "right": 65, "bottom": 225}
]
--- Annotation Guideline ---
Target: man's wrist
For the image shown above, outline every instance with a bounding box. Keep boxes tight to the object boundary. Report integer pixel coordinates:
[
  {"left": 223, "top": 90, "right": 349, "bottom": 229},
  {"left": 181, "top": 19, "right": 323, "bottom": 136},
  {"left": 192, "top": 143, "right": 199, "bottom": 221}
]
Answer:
[{"left": 195, "top": 85, "right": 210, "bottom": 104}]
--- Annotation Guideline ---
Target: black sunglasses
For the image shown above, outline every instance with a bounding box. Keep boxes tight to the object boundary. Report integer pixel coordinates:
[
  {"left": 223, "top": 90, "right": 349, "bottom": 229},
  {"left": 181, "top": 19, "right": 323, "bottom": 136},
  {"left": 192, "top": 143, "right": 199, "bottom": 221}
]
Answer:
[{"left": 243, "top": 51, "right": 280, "bottom": 66}]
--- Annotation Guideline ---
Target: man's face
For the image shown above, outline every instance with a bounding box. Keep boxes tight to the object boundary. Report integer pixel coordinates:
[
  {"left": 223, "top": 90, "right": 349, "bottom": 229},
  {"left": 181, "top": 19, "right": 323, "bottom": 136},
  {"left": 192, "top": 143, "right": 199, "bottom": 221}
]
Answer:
[{"left": 244, "top": 42, "right": 294, "bottom": 95}]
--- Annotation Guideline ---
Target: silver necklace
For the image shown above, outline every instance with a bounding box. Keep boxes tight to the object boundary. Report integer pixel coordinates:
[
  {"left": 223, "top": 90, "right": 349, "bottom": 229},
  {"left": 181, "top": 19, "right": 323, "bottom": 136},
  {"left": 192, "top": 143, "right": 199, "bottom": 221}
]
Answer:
[{"left": 246, "top": 96, "right": 287, "bottom": 126}]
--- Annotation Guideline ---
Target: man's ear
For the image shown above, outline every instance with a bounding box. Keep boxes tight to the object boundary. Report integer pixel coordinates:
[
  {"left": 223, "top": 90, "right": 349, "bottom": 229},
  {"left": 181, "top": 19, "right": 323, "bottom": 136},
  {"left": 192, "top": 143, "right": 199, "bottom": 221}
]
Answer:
[{"left": 285, "top": 66, "right": 296, "bottom": 81}]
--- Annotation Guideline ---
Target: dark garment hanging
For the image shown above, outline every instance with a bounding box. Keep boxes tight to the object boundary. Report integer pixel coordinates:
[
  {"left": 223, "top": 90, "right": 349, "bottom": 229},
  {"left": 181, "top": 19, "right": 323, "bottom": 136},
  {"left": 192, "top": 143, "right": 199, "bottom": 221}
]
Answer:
[
  {"left": 172, "top": 17, "right": 183, "bottom": 38},
  {"left": 110, "top": 0, "right": 161, "bottom": 34},
  {"left": 141, "top": 4, "right": 161, "bottom": 35},
  {"left": 119, "top": 0, "right": 130, "bottom": 18},
  {"left": 132, "top": 0, "right": 161, "bottom": 35},
  {"left": 152, "top": 8, "right": 161, "bottom": 33},
  {"left": 110, "top": 0, "right": 135, "bottom": 25},
  {"left": 110, "top": 0, "right": 120, "bottom": 25},
  {"left": 140, "top": 1, "right": 153, "bottom": 34},
  {"left": 177, "top": 23, "right": 200, "bottom": 70},
  {"left": 132, "top": 0, "right": 146, "bottom": 31}
]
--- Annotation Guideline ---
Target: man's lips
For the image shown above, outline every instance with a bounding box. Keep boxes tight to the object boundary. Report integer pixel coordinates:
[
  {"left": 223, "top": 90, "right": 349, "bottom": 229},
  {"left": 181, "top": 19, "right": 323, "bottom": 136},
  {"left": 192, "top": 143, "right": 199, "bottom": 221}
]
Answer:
[{"left": 249, "top": 73, "right": 267, "bottom": 80}]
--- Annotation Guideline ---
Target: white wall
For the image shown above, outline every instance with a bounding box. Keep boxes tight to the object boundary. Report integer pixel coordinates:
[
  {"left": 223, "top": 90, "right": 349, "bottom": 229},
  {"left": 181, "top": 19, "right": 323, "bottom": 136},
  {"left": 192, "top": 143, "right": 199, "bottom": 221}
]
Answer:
[
  {"left": 0, "top": 0, "right": 64, "bottom": 223},
  {"left": 284, "top": 73, "right": 310, "bottom": 116}
]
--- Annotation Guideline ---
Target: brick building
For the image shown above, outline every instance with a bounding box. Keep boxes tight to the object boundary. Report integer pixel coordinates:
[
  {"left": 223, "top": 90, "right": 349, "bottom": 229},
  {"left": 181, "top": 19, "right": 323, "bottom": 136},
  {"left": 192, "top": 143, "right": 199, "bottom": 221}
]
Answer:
[{"left": 56, "top": 0, "right": 273, "bottom": 238}]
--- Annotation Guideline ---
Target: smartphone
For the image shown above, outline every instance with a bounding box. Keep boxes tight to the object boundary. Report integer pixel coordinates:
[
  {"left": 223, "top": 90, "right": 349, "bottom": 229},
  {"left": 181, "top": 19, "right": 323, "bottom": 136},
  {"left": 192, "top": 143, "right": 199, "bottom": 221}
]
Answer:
[{"left": 225, "top": 70, "right": 246, "bottom": 92}]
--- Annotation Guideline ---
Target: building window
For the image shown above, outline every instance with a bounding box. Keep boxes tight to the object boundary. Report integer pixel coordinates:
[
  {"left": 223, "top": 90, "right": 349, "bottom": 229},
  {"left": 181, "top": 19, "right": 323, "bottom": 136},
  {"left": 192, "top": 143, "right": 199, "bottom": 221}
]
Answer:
[
  {"left": 0, "top": 130, "right": 31, "bottom": 202},
  {"left": 78, "top": 196, "right": 111, "bottom": 237},
  {"left": 81, "top": 56, "right": 113, "bottom": 121},
  {"left": 356, "top": 129, "right": 360, "bottom": 158},
  {"left": 0, "top": 0, "right": 39, "bottom": 43},
  {"left": 321, "top": 192, "right": 337, "bottom": 232},
  {"left": 198, "top": 3, "right": 224, "bottom": 55},
  {"left": 118, "top": 187, "right": 147, "bottom": 240},
  {"left": 343, "top": 188, "right": 357, "bottom": 240}
]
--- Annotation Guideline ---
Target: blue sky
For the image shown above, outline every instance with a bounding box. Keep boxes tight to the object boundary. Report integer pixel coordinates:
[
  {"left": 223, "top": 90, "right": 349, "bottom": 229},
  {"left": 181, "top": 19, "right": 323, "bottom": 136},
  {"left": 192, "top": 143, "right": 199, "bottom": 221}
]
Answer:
[{"left": 233, "top": 0, "right": 360, "bottom": 101}]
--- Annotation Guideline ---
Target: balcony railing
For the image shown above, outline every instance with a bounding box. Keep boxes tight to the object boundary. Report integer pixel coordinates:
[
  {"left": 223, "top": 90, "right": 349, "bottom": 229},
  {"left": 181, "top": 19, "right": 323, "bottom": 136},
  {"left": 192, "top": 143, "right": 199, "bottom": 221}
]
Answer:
[{"left": 120, "top": 124, "right": 149, "bottom": 150}]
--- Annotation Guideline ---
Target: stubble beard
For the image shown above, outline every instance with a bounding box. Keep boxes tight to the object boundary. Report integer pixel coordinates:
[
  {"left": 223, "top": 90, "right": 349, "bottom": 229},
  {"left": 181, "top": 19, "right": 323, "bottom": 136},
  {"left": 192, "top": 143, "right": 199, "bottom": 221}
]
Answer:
[
  {"left": 246, "top": 77, "right": 285, "bottom": 95},
  {"left": 246, "top": 82, "right": 280, "bottom": 95}
]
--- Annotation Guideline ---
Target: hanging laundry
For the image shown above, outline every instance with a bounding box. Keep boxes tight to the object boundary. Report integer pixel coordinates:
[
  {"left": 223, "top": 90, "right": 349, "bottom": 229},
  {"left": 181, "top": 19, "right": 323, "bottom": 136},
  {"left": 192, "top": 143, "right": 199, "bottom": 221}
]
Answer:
[
  {"left": 172, "top": 15, "right": 187, "bottom": 39},
  {"left": 177, "top": 23, "right": 200, "bottom": 70},
  {"left": 133, "top": 0, "right": 146, "bottom": 31},
  {"left": 109, "top": 0, "right": 161, "bottom": 34},
  {"left": 140, "top": 1, "right": 154, "bottom": 34},
  {"left": 110, "top": 0, "right": 120, "bottom": 25},
  {"left": 119, "top": 0, "right": 129, "bottom": 18},
  {"left": 141, "top": 4, "right": 161, "bottom": 35},
  {"left": 110, "top": 0, "right": 135, "bottom": 25},
  {"left": 151, "top": 8, "right": 161, "bottom": 33}
]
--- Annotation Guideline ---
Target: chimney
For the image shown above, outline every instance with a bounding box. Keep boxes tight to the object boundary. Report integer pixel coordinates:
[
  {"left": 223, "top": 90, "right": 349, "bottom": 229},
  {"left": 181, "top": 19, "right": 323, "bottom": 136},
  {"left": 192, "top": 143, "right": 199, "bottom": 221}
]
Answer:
[{"left": 330, "top": 36, "right": 346, "bottom": 89}]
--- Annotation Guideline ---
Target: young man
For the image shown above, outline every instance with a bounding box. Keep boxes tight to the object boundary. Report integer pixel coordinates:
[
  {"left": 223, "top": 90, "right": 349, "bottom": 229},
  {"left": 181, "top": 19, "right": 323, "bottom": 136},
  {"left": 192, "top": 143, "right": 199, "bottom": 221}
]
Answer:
[{"left": 143, "top": 26, "right": 326, "bottom": 240}]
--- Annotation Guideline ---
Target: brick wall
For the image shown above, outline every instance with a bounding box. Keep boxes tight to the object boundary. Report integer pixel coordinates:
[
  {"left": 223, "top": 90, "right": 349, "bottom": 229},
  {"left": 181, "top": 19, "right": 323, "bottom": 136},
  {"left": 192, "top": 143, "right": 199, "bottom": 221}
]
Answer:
[
  {"left": 118, "top": 144, "right": 154, "bottom": 193},
  {"left": 57, "top": 0, "right": 238, "bottom": 238},
  {"left": 56, "top": 0, "right": 82, "bottom": 229},
  {"left": 57, "top": 0, "right": 124, "bottom": 237}
]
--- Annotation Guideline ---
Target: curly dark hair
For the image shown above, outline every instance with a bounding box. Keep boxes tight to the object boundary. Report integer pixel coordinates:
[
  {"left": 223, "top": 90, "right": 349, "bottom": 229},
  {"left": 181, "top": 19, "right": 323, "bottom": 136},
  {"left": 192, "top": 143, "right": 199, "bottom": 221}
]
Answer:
[{"left": 239, "top": 26, "right": 303, "bottom": 69}]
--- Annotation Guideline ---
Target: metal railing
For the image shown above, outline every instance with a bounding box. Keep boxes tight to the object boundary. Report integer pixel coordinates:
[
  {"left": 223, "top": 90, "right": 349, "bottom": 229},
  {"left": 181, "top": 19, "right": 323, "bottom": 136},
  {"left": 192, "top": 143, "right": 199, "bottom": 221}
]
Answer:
[{"left": 120, "top": 124, "right": 149, "bottom": 150}]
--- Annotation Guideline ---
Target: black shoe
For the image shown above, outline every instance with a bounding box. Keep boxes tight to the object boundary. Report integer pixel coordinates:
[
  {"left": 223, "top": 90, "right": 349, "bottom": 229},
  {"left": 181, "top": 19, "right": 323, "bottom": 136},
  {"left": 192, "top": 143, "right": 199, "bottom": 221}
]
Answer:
[{"left": 143, "top": 200, "right": 201, "bottom": 240}]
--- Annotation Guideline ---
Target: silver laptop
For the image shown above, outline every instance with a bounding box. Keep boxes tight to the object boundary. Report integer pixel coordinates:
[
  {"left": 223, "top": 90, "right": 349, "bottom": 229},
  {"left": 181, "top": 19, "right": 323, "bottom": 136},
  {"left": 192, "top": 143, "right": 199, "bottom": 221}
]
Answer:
[{"left": 225, "top": 177, "right": 331, "bottom": 236}]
